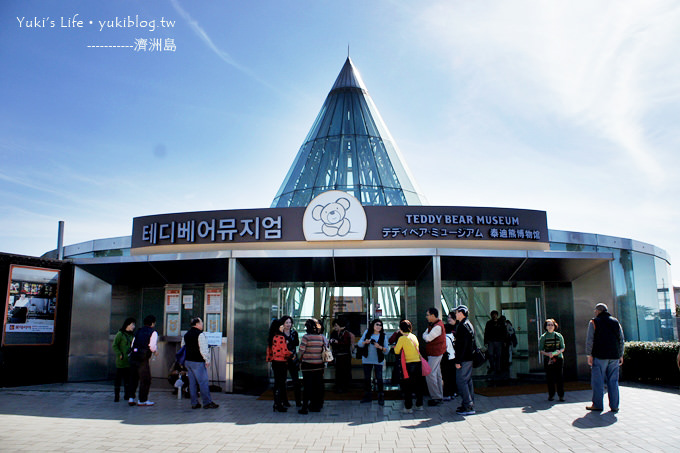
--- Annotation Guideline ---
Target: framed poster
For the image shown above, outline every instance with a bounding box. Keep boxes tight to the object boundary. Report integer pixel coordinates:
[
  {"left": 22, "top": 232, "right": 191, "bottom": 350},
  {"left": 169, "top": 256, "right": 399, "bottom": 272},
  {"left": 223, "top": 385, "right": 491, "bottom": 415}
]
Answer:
[
  {"left": 166, "top": 313, "right": 180, "bottom": 337},
  {"left": 206, "top": 313, "right": 220, "bottom": 333},
  {"left": 205, "top": 287, "right": 222, "bottom": 313},
  {"left": 165, "top": 288, "right": 181, "bottom": 313},
  {"left": 3, "top": 265, "right": 60, "bottom": 346}
]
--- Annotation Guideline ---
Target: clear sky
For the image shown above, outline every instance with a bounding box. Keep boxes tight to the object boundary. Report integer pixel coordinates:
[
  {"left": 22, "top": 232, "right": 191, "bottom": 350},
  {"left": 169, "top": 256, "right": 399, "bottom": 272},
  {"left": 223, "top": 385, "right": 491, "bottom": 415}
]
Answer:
[{"left": 1, "top": 1, "right": 678, "bottom": 284}]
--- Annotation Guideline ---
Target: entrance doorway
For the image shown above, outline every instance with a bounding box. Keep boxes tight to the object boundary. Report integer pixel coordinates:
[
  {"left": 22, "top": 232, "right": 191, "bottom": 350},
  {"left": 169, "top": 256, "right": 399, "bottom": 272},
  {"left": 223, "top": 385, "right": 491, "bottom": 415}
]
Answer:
[
  {"left": 441, "top": 282, "right": 544, "bottom": 379},
  {"left": 273, "top": 282, "right": 415, "bottom": 385}
]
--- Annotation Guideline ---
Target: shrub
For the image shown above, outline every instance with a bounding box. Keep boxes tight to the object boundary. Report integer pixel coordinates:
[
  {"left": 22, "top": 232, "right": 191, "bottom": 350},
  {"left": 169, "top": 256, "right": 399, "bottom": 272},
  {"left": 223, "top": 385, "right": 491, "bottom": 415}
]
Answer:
[{"left": 622, "top": 341, "right": 680, "bottom": 385}]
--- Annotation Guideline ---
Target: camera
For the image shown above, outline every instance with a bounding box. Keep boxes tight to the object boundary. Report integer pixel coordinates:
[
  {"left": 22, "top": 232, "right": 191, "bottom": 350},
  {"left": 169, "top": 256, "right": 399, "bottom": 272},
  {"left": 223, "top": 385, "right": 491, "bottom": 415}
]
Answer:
[{"left": 370, "top": 339, "right": 376, "bottom": 344}]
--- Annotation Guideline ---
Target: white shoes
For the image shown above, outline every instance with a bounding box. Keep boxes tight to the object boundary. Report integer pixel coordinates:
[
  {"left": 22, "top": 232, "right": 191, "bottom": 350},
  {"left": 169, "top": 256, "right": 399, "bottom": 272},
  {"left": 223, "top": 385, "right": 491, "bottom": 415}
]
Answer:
[{"left": 137, "top": 401, "right": 155, "bottom": 406}]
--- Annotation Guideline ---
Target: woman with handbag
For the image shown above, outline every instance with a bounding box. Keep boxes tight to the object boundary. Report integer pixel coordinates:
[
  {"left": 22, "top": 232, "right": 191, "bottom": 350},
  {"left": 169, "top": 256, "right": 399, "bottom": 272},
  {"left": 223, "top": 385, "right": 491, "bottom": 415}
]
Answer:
[
  {"left": 359, "top": 319, "right": 389, "bottom": 405},
  {"left": 267, "top": 319, "right": 292, "bottom": 412},
  {"left": 539, "top": 318, "right": 565, "bottom": 402},
  {"left": 280, "top": 315, "right": 302, "bottom": 407},
  {"left": 393, "top": 320, "right": 424, "bottom": 413},
  {"left": 297, "top": 318, "right": 326, "bottom": 414}
]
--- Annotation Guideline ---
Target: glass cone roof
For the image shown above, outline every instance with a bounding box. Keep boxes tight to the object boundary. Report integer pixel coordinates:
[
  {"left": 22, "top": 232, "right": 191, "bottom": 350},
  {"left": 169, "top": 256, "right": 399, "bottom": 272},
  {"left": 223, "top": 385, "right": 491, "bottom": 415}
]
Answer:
[{"left": 272, "top": 57, "right": 426, "bottom": 208}]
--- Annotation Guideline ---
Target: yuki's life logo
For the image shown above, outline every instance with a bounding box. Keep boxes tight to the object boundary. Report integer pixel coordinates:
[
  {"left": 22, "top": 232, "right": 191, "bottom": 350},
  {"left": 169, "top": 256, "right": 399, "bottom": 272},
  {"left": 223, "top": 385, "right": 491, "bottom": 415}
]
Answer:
[{"left": 303, "top": 191, "right": 367, "bottom": 241}]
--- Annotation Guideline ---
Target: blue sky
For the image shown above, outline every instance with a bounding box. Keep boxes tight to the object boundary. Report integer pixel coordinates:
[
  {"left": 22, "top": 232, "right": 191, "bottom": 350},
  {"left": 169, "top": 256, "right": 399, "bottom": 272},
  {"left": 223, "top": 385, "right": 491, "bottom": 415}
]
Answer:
[{"left": 1, "top": 1, "right": 679, "bottom": 283}]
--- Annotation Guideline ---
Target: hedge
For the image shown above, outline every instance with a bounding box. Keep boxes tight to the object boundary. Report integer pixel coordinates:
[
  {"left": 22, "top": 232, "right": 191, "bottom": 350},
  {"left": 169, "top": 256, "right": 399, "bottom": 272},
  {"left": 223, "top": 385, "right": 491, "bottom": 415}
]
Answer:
[{"left": 622, "top": 341, "right": 680, "bottom": 385}]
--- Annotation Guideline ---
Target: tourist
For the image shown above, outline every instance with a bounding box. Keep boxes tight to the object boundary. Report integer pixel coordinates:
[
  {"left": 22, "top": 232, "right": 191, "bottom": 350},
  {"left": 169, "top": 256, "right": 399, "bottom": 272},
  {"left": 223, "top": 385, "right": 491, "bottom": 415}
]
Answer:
[{"left": 539, "top": 318, "right": 565, "bottom": 401}]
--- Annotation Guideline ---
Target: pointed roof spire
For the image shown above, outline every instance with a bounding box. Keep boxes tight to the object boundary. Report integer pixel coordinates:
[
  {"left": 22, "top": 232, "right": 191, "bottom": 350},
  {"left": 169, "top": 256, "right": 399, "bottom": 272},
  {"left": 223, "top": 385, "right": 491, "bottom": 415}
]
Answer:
[
  {"left": 272, "top": 57, "right": 426, "bottom": 208},
  {"left": 331, "top": 57, "right": 368, "bottom": 91}
]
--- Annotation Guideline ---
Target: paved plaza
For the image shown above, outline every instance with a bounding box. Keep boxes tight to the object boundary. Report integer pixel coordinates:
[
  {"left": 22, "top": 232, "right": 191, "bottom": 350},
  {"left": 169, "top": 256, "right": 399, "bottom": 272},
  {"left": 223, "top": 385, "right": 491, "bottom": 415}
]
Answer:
[{"left": 0, "top": 381, "right": 677, "bottom": 452}]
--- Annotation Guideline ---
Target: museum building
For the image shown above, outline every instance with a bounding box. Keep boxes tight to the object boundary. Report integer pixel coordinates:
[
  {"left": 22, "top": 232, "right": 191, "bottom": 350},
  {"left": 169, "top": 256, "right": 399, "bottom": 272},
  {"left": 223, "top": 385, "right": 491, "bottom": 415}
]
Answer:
[{"left": 1, "top": 58, "right": 675, "bottom": 391}]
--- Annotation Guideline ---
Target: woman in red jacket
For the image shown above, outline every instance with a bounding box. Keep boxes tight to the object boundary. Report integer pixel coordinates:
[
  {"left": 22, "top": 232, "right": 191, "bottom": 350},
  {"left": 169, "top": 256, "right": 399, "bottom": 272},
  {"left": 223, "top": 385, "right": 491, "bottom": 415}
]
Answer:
[{"left": 267, "top": 319, "right": 292, "bottom": 412}]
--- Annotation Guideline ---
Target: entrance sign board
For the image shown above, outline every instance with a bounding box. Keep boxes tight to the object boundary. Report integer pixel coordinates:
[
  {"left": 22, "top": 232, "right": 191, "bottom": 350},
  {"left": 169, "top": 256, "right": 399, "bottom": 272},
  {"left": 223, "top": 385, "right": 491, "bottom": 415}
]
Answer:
[{"left": 132, "top": 204, "right": 548, "bottom": 250}]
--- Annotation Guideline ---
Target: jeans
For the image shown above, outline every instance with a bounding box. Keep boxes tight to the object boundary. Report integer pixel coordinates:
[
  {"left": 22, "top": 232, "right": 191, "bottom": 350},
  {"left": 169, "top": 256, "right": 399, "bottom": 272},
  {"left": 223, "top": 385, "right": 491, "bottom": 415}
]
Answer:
[
  {"left": 400, "top": 361, "right": 424, "bottom": 409},
  {"left": 425, "top": 354, "right": 443, "bottom": 400},
  {"left": 456, "top": 361, "right": 474, "bottom": 408},
  {"left": 363, "top": 364, "right": 384, "bottom": 396},
  {"left": 591, "top": 357, "right": 620, "bottom": 410},
  {"left": 186, "top": 360, "right": 213, "bottom": 406}
]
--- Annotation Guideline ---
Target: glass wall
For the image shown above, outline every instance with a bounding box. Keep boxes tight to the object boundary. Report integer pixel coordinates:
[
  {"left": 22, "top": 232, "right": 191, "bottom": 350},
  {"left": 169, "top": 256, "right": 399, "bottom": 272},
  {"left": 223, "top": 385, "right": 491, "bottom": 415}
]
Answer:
[{"left": 552, "top": 239, "right": 676, "bottom": 342}]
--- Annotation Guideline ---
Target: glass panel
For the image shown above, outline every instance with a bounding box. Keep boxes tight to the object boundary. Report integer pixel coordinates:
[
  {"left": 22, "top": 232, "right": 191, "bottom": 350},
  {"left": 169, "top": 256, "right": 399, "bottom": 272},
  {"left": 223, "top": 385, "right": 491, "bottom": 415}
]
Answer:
[
  {"left": 441, "top": 281, "right": 542, "bottom": 378},
  {"left": 655, "top": 257, "right": 676, "bottom": 340},
  {"left": 631, "top": 252, "right": 676, "bottom": 341},
  {"left": 180, "top": 285, "right": 204, "bottom": 333}
]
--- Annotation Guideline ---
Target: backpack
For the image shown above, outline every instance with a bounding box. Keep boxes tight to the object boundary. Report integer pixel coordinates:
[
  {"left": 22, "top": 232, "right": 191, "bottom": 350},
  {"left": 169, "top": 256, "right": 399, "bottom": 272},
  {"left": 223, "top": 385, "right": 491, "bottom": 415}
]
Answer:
[{"left": 175, "top": 345, "right": 187, "bottom": 366}]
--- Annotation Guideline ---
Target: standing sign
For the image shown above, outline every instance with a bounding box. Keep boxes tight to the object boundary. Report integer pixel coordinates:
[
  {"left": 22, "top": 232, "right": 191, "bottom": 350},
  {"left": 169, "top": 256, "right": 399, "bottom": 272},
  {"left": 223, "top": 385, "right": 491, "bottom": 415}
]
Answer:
[{"left": 2, "top": 265, "right": 60, "bottom": 346}]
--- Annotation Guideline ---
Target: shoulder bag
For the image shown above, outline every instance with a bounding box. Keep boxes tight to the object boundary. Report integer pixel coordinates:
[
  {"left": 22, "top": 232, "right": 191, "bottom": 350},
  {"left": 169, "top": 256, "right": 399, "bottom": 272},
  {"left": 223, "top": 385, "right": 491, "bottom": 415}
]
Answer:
[
  {"left": 400, "top": 336, "right": 431, "bottom": 378},
  {"left": 471, "top": 326, "right": 487, "bottom": 369},
  {"left": 322, "top": 338, "right": 334, "bottom": 363}
]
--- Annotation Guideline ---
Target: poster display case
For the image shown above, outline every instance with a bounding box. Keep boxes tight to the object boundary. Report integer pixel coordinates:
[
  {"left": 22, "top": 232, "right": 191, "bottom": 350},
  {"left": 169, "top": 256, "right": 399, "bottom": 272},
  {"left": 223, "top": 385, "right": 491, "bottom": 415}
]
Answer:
[{"left": 3, "top": 265, "right": 60, "bottom": 346}]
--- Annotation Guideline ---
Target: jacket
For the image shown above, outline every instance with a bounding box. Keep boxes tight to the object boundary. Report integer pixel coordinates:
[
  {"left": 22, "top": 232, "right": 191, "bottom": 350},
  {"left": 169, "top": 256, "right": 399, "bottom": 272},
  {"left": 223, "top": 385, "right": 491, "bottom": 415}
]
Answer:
[
  {"left": 112, "top": 330, "right": 133, "bottom": 368},
  {"left": 586, "top": 311, "right": 624, "bottom": 359},
  {"left": 267, "top": 334, "right": 292, "bottom": 362},
  {"left": 424, "top": 320, "right": 446, "bottom": 357},
  {"left": 184, "top": 327, "right": 209, "bottom": 363},
  {"left": 454, "top": 318, "right": 475, "bottom": 364}
]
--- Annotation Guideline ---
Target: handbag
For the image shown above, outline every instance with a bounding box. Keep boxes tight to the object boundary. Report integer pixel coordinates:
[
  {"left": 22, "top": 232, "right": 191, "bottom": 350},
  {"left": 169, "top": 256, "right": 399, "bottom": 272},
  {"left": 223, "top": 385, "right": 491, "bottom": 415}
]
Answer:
[
  {"left": 322, "top": 342, "right": 334, "bottom": 363},
  {"left": 400, "top": 336, "right": 431, "bottom": 378},
  {"left": 472, "top": 348, "right": 486, "bottom": 368},
  {"left": 471, "top": 332, "right": 487, "bottom": 369}
]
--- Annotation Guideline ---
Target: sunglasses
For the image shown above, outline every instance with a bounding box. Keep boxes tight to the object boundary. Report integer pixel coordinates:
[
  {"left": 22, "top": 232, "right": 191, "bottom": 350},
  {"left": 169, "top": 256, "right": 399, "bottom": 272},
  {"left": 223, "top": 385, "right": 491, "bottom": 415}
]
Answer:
[{"left": 546, "top": 323, "right": 554, "bottom": 326}]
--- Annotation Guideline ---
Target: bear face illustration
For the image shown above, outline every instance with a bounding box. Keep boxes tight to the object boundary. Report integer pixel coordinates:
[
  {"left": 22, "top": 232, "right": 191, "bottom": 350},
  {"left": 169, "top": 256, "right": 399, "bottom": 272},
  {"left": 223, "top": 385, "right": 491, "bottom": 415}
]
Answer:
[{"left": 311, "top": 197, "right": 352, "bottom": 237}]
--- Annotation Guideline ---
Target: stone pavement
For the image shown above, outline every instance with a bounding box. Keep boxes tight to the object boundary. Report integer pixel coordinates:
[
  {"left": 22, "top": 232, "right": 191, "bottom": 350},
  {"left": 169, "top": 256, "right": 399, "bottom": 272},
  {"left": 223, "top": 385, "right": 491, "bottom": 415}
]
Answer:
[{"left": 0, "top": 382, "right": 678, "bottom": 452}]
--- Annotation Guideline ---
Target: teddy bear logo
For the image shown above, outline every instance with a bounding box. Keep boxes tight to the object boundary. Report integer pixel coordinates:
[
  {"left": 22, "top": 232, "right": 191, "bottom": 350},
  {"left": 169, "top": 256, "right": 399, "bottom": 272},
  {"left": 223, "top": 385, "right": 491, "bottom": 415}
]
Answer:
[{"left": 311, "top": 197, "right": 352, "bottom": 237}]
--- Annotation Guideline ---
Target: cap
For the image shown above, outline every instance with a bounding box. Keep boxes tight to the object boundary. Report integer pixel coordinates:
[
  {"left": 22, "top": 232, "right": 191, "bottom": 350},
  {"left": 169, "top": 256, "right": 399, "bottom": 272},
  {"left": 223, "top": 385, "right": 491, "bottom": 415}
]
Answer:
[{"left": 455, "top": 305, "right": 469, "bottom": 316}]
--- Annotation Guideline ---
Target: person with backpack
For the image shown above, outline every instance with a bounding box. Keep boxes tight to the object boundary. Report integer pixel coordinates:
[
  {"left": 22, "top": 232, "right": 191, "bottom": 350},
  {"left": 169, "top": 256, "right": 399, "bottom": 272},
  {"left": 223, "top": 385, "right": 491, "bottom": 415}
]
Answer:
[
  {"left": 454, "top": 305, "right": 476, "bottom": 415},
  {"left": 112, "top": 317, "right": 135, "bottom": 403},
  {"left": 129, "top": 315, "right": 158, "bottom": 406},
  {"left": 182, "top": 317, "right": 219, "bottom": 409}
]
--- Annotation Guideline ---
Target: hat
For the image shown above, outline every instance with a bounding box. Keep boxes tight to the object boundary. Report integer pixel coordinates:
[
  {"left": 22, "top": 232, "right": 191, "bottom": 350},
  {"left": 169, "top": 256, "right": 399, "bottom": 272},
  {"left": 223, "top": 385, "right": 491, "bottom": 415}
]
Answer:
[{"left": 455, "top": 305, "right": 469, "bottom": 316}]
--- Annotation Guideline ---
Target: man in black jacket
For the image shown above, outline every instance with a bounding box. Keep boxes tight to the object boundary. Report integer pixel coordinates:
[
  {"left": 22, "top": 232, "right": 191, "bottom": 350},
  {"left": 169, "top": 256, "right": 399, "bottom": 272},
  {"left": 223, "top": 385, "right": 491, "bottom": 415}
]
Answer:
[
  {"left": 454, "top": 305, "right": 475, "bottom": 415},
  {"left": 585, "top": 303, "right": 624, "bottom": 413}
]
